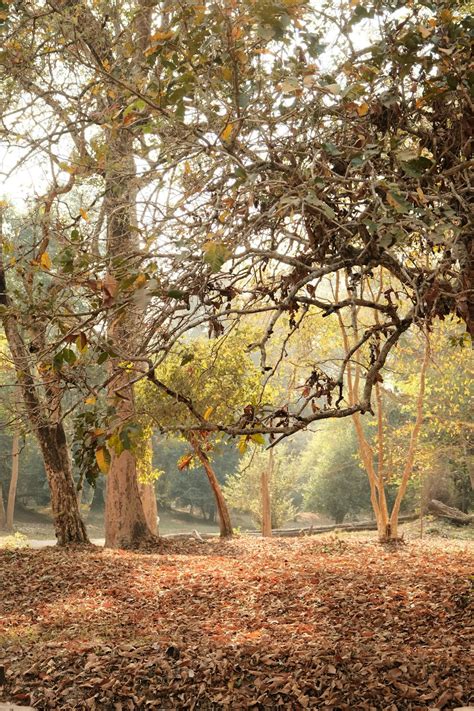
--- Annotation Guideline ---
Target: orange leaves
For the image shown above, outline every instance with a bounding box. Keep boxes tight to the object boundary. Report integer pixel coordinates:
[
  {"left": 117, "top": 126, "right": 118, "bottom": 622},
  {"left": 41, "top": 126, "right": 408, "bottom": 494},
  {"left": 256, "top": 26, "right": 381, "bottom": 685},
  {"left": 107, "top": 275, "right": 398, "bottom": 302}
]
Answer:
[{"left": 177, "top": 453, "right": 193, "bottom": 470}]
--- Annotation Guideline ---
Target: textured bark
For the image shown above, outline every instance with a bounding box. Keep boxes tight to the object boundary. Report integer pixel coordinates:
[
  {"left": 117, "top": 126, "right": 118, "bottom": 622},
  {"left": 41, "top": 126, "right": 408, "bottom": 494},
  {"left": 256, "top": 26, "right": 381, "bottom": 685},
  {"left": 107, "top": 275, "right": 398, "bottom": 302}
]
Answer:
[
  {"left": 39, "top": 424, "right": 89, "bottom": 545},
  {"left": 428, "top": 499, "right": 473, "bottom": 526},
  {"left": 190, "top": 437, "right": 233, "bottom": 538},
  {"left": 6, "top": 430, "right": 19, "bottom": 530},
  {"left": 103, "top": 129, "right": 154, "bottom": 549},
  {"left": 138, "top": 481, "right": 159, "bottom": 536}
]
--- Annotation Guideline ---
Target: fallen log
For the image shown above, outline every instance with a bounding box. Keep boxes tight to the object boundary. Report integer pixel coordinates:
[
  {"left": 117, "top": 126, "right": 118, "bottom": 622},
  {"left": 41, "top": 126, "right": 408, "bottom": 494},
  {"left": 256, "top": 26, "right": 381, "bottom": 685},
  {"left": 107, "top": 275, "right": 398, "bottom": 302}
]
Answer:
[{"left": 428, "top": 499, "right": 473, "bottom": 526}]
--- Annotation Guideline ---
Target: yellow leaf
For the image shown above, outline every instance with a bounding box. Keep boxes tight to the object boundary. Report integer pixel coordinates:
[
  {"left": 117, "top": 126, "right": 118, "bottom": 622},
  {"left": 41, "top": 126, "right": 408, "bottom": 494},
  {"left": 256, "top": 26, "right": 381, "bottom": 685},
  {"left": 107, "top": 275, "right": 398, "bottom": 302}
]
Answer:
[
  {"left": 250, "top": 433, "right": 265, "bottom": 445},
  {"left": 203, "top": 406, "right": 214, "bottom": 421},
  {"left": 357, "top": 102, "right": 369, "bottom": 117},
  {"left": 40, "top": 252, "right": 52, "bottom": 270},
  {"left": 85, "top": 396, "right": 96, "bottom": 405},
  {"left": 150, "top": 30, "right": 174, "bottom": 42},
  {"left": 237, "top": 435, "right": 248, "bottom": 455},
  {"left": 220, "top": 123, "right": 234, "bottom": 143},
  {"left": 133, "top": 273, "right": 147, "bottom": 289},
  {"left": 221, "top": 66, "right": 233, "bottom": 81},
  {"left": 0, "top": 200, "right": 9, "bottom": 208},
  {"left": 183, "top": 161, "right": 192, "bottom": 175},
  {"left": 79, "top": 208, "right": 89, "bottom": 221},
  {"left": 76, "top": 332, "right": 88, "bottom": 353},
  {"left": 95, "top": 447, "right": 110, "bottom": 474}
]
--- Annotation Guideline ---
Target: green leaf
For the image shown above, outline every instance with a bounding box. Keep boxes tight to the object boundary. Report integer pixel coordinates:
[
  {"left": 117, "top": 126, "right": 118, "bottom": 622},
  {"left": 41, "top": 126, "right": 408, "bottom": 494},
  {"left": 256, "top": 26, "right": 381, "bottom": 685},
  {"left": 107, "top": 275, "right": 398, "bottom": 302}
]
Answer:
[
  {"left": 250, "top": 433, "right": 266, "bottom": 445},
  {"left": 167, "top": 289, "right": 187, "bottom": 300},
  {"left": 202, "top": 242, "right": 232, "bottom": 273},
  {"left": 401, "top": 157, "right": 434, "bottom": 177}
]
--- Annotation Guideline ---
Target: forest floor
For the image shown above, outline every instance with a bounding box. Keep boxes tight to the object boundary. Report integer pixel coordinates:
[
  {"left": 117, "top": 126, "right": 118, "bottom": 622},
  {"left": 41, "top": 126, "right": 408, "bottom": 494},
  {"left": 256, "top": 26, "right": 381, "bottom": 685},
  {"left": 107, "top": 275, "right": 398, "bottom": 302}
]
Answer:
[{"left": 0, "top": 537, "right": 472, "bottom": 710}]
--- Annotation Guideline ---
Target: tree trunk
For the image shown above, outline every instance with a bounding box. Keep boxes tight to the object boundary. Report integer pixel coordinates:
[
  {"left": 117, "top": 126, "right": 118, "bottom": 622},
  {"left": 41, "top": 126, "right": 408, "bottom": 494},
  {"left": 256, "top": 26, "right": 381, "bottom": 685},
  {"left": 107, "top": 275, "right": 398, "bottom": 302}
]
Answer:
[
  {"left": 190, "top": 437, "right": 233, "bottom": 537},
  {"left": 39, "top": 424, "right": 89, "bottom": 545},
  {"left": 6, "top": 430, "right": 20, "bottom": 530},
  {"left": 138, "top": 481, "right": 159, "bottom": 536},
  {"left": 103, "top": 128, "right": 154, "bottom": 549},
  {"left": 261, "top": 452, "right": 272, "bottom": 537},
  {"left": 428, "top": 499, "right": 473, "bottom": 526},
  {"left": 0, "top": 482, "right": 6, "bottom": 529}
]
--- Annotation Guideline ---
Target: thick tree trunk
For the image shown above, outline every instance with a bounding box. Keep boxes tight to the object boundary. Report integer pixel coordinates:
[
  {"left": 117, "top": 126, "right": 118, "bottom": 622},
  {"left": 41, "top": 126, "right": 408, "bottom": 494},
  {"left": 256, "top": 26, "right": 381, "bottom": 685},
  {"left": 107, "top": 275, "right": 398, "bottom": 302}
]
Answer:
[
  {"left": 103, "top": 129, "right": 154, "bottom": 549},
  {"left": 190, "top": 437, "right": 233, "bottom": 538},
  {"left": 138, "top": 481, "right": 159, "bottom": 536},
  {"left": 428, "top": 499, "right": 473, "bottom": 526},
  {"left": 261, "top": 452, "right": 272, "bottom": 537},
  {"left": 39, "top": 424, "right": 89, "bottom": 545},
  {"left": 6, "top": 430, "right": 19, "bottom": 530}
]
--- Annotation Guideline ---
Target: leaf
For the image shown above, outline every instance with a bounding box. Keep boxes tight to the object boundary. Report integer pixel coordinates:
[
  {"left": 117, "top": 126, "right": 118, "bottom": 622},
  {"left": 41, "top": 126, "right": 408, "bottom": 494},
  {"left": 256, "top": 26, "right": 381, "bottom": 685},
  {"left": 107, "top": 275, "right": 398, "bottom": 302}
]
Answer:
[
  {"left": 150, "top": 30, "right": 174, "bottom": 42},
  {"left": 133, "top": 273, "right": 147, "bottom": 289},
  {"left": 76, "top": 332, "right": 88, "bottom": 353},
  {"left": 167, "top": 289, "right": 187, "bottom": 300},
  {"left": 178, "top": 454, "right": 193, "bottom": 471},
  {"left": 386, "top": 191, "right": 412, "bottom": 214},
  {"left": 220, "top": 124, "right": 234, "bottom": 143},
  {"left": 237, "top": 435, "right": 249, "bottom": 455},
  {"left": 357, "top": 102, "right": 369, "bottom": 116},
  {"left": 202, "top": 242, "right": 232, "bottom": 273},
  {"left": 79, "top": 208, "right": 89, "bottom": 221},
  {"left": 40, "top": 252, "right": 52, "bottom": 270},
  {"left": 203, "top": 406, "right": 214, "bottom": 421},
  {"left": 84, "top": 396, "right": 96, "bottom": 405},
  {"left": 250, "top": 433, "right": 265, "bottom": 445},
  {"left": 95, "top": 447, "right": 110, "bottom": 474}
]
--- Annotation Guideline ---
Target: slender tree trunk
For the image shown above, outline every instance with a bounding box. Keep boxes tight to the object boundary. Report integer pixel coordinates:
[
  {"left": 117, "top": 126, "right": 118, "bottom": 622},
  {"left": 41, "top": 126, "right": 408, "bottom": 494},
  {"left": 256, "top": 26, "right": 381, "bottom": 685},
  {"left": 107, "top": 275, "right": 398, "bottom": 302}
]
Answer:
[
  {"left": 261, "top": 451, "right": 272, "bottom": 537},
  {"left": 389, "top": 336, "right": 430, "bottom": 539},
  {"left": 190, "top": 436, "right": 233, "bottom": 537},
  {"left": 6, "top": 430, "right": 19, "bottom": 530}
]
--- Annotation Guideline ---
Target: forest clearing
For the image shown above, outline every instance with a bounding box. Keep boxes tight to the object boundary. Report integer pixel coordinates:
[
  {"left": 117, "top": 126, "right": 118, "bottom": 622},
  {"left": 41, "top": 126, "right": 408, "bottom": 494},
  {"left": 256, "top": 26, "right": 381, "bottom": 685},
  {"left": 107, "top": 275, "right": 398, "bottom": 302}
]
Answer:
[
  {"left": 1, "top": 537, "right": 472, "bottom": 710},
  {"left": 0, "top": 0, "right": 473, "bottom": 708}
]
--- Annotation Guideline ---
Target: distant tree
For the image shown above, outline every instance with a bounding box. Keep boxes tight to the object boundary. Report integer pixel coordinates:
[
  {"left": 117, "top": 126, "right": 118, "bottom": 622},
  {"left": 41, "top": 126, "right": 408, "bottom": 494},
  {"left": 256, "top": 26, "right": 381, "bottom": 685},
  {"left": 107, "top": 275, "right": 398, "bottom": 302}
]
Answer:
[
  {"left": 224, "top": 447, "right": 301, "bottom": 529},
  {"left": 137, "top": 332, "right": 269, "bottom": 537},
  {"left": 302, "top": 421, "right": 371, "bottom": 524}
]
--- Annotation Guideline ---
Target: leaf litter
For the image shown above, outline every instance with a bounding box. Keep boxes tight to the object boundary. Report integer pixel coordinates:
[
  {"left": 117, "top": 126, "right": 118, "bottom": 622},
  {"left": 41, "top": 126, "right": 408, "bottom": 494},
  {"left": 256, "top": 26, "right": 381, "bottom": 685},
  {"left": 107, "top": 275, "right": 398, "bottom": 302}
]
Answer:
[{"left": 0, "top": 537, "right": 472, "bottom": 709}]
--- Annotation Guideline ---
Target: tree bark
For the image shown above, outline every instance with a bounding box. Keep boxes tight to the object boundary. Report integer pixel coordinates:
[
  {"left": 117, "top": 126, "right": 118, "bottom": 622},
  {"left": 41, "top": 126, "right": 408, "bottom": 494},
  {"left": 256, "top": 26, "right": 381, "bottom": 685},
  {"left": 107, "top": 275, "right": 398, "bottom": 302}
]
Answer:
[
  {"left": 138, "top": 480, "right": 159, "bottom": 535},
  {"left": 190, "top": 436, "right": 233, "bottom": 538},
  {"left": 428, "top": 499, "right": 473, "bottom": 526},
  {"left": 103, "top": 128, "right": 154, "bottom": 549},
  {"left": 6, "top": 430, "right": 19, "bottom": 530},
  {"left": 39, "top": 424, "right": 89, "bottom": 545},
  {"left": 261, "top": 451, "right": 272, "bottom": 537}
]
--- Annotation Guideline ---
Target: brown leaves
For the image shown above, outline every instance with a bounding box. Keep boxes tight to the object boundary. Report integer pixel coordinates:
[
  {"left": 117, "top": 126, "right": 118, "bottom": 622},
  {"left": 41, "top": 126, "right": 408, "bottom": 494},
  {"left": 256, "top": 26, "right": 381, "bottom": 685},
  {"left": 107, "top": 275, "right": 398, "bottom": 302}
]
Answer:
[{"left": 0, "top": 540, "right": 472, "bottom": 709}]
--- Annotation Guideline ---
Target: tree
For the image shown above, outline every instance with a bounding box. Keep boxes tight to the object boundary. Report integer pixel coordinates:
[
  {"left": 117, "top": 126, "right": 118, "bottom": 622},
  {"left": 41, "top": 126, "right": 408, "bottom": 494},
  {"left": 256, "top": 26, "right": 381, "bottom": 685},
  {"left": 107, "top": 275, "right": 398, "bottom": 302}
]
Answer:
[
  {"left": 138, "top": 332, "right": 268, "bottom": 537},
  {"left": 225, "top": 446, "right": 301, "bottom": 529},
  {"left": 0, "top": 221, "right": 88, "bottom": 544},
  {"left": 135, "top": 0, "right": 472, "bottom": 441},
  {"left": 302, "top": 421, "right": 371, "bottom": 524},
  {"left": 390, "top": 320, "right": 473, "bottom": 513}
]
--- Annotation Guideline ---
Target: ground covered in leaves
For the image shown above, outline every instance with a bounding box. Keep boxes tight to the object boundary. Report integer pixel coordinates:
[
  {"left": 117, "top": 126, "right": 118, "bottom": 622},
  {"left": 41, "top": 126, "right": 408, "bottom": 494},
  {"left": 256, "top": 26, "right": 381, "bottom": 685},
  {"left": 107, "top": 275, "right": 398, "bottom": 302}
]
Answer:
[{"left": 0, "top": 537, "right": 472, "bottom": 710}]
